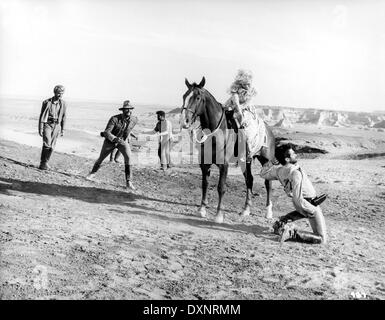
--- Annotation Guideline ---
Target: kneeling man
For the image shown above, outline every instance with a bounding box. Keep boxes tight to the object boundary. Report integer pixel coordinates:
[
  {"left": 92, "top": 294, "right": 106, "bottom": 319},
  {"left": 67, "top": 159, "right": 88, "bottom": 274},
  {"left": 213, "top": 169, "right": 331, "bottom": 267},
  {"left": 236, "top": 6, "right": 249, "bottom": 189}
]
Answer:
[{"left": 260, "top": 144, "right": 327, "bottom": 244}]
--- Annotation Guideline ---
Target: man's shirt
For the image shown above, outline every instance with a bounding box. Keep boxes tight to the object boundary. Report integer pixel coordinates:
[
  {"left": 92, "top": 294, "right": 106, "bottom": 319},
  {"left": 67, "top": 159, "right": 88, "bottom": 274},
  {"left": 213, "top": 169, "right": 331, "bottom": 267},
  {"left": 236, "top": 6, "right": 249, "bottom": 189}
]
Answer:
[
  {"left": 104, "top": 114, "right": 138, "bottom": 143},
  {"left": 49, "top": 101, "right": 60, "bottom": 119},
  {"left": 39, "top": 97, "right": 67, "bottom": 133},
  {"left": 154, "top": 119, "right": 173, "bottom": 142},
  {"left": 260, "top": 162, "right": 318, "bottom": 216}
]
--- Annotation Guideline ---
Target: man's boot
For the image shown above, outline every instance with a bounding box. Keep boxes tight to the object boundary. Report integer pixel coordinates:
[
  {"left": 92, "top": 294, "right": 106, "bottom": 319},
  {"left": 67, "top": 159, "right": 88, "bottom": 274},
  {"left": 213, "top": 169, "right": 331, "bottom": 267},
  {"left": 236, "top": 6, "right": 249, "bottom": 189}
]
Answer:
[
  {"left": 45, "top": 148, "right": 53, "bottom": 169},
  {"left": 272, "top": 213, "right": 295, "bottom": 235},
  {"left": 86, "top": 163, "right": 100, "bottom": 180},
  {"left": 39, "top": 147, "right": 50, "bottom": 170},
  {"left": 278, "top": 223, "right": 297, "bottom": 243},
  {"left": 272, "top": 220, "right": 286, "bottom": 235},
  {"left": 279, "top": 225, "right": 323, "bottom": 244},
  {"left": 125, "top": 165, "right": 136, "bottom": 190},
  {"left": 274, "top": 211, "right": 304, "bottom": 234},
  {"left": 294, "top": 231, "right": 323, "bottom": 244}
]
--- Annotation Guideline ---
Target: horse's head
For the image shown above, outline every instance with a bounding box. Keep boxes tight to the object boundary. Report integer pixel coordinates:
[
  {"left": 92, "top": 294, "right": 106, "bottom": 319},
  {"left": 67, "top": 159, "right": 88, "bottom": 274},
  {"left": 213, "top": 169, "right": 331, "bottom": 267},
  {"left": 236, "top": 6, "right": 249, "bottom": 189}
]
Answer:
[{"left": 180, "top": 77, "right": 206, "bottom": 130}]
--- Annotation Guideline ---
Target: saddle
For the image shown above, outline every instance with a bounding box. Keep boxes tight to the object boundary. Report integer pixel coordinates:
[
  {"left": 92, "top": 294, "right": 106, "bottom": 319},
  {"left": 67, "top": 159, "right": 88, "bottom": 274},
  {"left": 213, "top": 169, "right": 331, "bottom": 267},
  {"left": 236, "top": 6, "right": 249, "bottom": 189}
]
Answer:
[
  {"left": 225, "top": 110, "right": 241, "bottom": 159},
  {"left": 225, "top": 110, "right": 238, "bottom": 132},
  {"left": 225, "top": 108, "right": 268, "bottom": 161}
]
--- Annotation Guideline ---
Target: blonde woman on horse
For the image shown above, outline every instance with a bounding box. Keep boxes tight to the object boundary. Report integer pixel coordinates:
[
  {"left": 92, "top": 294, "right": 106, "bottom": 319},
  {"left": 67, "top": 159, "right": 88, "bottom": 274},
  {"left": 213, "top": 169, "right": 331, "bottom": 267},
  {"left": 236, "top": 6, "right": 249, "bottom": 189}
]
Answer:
[
  {"left": 224, "top": 69, "right": 257, "bottom": 127},
  {"left": 224, "top": 69, "right": 262, "bottom": 162}
]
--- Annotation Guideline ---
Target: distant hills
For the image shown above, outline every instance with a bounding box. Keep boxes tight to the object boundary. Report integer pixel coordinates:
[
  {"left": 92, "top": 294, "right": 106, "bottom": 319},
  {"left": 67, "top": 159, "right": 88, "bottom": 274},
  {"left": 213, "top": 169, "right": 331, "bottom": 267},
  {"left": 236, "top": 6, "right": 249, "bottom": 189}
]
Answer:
[
  {"left": 1, "top": 96, "right": 384, "bottom": 129},
  {"left": 255, "top": 106, "right": 385, "bottom": 128},
  {"left": 167, "top": 105, "right": 385, "bottom": 129}
]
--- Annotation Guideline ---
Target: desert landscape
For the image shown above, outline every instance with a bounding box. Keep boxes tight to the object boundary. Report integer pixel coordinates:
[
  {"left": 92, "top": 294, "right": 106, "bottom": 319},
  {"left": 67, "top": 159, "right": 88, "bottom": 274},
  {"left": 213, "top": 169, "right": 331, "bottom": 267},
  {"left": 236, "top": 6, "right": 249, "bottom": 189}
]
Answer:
[{"left": 0, "top": 98, "right": 385, "bottom": 300}]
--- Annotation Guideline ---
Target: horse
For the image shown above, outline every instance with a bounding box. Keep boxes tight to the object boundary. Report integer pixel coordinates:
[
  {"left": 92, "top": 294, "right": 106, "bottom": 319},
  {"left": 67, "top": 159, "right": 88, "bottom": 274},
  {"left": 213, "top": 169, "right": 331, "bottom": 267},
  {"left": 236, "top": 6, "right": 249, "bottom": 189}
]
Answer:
[{"left": 180, "top": 77, "right": 276, "bottom": 223}]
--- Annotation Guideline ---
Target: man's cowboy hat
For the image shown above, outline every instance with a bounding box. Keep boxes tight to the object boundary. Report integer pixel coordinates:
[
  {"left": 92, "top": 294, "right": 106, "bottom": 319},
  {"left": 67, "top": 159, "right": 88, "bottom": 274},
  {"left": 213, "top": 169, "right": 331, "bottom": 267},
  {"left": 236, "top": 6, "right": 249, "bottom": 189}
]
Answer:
[
  {"left": 54, "top": 85, "right": 65, "bottom": 93},
  {"left": 119, "top": 100, "right": 134, "bottom": 110}
]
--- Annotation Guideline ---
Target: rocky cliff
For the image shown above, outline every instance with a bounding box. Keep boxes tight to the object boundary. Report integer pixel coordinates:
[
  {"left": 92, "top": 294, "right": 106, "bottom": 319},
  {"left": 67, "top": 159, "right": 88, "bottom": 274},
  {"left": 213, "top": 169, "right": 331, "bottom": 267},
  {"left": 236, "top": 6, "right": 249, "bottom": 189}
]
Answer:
[
  {"left": 169, "top": 105, "right": 385, "bottom": 129},
  {"left": 254, "top": 106, "right": 385, "bottom": 128}
]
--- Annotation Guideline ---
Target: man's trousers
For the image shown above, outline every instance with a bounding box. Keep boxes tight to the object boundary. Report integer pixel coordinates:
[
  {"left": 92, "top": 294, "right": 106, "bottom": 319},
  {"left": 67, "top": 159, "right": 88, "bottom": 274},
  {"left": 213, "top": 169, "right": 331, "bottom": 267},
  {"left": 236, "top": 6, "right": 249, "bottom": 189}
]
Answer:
[
  {"left": 91, "top": 139, "right": 133, "bottom": 179},
  {"left": 42, "top": 122, "right": 61, "bottom": 148},
  {"left": 158, "top": 138, "right": 171, "bottom": 167}
]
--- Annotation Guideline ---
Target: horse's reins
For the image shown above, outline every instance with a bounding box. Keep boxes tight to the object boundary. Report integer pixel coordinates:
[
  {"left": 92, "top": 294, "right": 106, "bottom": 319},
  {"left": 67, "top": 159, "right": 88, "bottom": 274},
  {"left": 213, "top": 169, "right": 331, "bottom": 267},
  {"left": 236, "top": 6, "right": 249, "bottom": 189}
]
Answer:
[
  {"left": 182, "top": 105, "right": 225, "bottom": 144},
  {"left": 194, "top": 108, "right": 225, "bottom": 143}
]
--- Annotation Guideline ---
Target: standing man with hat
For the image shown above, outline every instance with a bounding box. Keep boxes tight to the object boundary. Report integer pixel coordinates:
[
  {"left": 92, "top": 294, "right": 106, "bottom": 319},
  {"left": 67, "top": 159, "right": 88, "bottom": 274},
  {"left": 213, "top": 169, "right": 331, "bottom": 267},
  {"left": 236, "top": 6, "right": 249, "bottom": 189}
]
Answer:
[
  {"left": 86, "top": 100, "right": 138, "bottom": 190},
  {"left": 38, "top": 85, "right": 67, "bottom": 170}
]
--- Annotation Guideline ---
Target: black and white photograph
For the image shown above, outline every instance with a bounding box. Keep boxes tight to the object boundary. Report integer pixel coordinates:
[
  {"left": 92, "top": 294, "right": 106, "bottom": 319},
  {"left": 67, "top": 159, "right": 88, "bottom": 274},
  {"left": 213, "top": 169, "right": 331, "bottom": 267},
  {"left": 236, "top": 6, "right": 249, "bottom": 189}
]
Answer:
[{"left": 0, "top": 0, "right": 384, "bottom": 301}]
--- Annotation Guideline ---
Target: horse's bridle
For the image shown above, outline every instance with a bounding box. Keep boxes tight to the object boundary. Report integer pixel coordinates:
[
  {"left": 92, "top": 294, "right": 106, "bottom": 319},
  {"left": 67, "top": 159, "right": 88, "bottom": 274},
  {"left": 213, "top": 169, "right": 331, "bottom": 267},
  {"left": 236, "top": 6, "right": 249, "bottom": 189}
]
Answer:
[
  {"left": 181, "top": 88, "right": 202, "bottom": 128},
  {"left": 181, "top": 88, "right": 225, "bottom": 144}
]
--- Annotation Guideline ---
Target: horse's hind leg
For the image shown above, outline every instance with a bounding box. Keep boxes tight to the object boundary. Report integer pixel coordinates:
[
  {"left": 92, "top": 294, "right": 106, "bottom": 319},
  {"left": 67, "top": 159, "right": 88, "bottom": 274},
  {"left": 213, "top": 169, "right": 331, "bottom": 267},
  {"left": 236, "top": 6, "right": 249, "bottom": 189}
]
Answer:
[
  {"left": 214, "top": 164, "right": 228, "bottom": 224},
  {"left": 198, "top": 164, "right": 211, "bottom": 218},
  {"left": 257, "top": 154, "right": 274, "bottom": 219},
  {"left": 240, "top": 161, "right": 253, "bottom": 217},
  {"left": 265, "top": 179, "right": 273, "bottom": 219}
]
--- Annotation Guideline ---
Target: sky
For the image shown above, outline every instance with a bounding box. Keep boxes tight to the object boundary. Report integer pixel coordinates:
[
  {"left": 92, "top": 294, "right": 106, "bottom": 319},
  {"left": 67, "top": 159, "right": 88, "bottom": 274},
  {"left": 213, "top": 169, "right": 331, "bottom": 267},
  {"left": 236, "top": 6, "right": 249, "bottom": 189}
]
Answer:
[{"left": 0, "top": 0, "right": 384, "bottom": 111}]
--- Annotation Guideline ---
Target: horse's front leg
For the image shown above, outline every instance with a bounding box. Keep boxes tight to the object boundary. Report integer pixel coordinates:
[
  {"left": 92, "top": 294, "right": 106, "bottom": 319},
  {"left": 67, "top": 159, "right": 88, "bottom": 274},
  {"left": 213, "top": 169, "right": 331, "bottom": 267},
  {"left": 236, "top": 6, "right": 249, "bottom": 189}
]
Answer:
[
  {"left": 214, "top": 164, "right": 228, "bottom": 224},
  {"left": 265, "top": 179, "right": 273, "bottom": 219},
  {"left": 198, "top": 164, "right": 211, "bottom": 218},
  {"left": 240, "top": 161, "right": 253, "bottom": 217}
]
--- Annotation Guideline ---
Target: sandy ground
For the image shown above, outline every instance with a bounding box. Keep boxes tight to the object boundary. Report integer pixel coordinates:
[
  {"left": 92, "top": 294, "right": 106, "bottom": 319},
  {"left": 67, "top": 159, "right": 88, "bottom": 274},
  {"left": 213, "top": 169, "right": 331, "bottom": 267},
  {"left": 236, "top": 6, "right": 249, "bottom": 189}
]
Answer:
[{"left": 0, "top": 129, "right": 385, "bottom": 300}]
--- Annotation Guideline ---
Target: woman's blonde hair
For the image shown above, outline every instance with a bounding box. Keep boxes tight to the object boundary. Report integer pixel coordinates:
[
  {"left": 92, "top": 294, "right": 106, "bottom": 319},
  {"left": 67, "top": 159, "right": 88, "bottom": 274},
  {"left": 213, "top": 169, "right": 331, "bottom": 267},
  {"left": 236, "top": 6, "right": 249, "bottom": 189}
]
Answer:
[{"left": 228, "top": 69, "right": 257, "bottom": 103}]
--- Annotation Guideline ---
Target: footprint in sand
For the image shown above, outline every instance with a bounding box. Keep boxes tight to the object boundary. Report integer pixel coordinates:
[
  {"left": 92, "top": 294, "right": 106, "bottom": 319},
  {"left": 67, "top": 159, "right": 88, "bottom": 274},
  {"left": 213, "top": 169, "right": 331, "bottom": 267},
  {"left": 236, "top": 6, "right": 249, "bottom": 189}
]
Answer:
[
  {"left": 375, "top": 281, "right": 385, "bottom": 292},
  {"left": 168, "top": 248, "right": 184, "bottom": 256},
  {"left": 182, "top": 249, "right": 196, "bottom": 256},
  {"left": 168, "top": 259, "right": 183, "bottom": 272}
]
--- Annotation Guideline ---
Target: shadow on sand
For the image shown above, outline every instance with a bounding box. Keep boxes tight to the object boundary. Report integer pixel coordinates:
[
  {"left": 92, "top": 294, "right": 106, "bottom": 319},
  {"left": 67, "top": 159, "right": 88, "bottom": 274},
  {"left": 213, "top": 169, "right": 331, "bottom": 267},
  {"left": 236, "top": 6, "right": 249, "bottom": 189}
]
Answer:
[
  {"left": 109, "top": 207, "right": 274, "bottom": 239},
  {"left": 0, "top": 176, "right": 273, "bottom": 239},
  {"left": 0, "top": 177, "right": 161, "bottom": 213}
]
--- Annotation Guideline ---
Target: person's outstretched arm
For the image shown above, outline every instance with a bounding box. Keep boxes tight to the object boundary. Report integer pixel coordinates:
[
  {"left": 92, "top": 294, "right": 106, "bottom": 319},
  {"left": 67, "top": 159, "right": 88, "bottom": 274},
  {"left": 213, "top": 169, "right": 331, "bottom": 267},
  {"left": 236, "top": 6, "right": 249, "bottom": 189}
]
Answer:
[
  {"left": 259, "top": 161, "right": 279, "bottom": 181},
  {"left": 142, "top": 129, "right": 157, "bottom": 135}
]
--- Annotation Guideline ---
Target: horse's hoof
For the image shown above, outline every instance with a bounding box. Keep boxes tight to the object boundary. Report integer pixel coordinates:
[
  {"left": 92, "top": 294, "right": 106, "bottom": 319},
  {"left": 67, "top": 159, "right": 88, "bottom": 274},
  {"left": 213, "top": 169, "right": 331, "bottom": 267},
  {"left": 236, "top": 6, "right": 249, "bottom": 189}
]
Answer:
[
  {"left": 214, "top": 214, "right": 224, "bottom": 224},
  {"left": 85, "top": 173, "right": 96, "bottom": 181},
  {"left": 240, "top": 208, "right": 251, "bottom": 217},
  {"left": 197, "top": 207, "right": 207, "bottom": 218},
  {"left": 265, "top": 213, "right": 273, "bottom": 220}
]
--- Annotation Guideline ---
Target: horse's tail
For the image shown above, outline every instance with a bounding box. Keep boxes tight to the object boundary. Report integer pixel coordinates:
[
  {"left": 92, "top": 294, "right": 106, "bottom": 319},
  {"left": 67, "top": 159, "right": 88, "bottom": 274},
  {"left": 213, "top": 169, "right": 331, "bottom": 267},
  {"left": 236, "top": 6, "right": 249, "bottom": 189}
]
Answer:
[
  {"left": 263, "top": 122, "right": 280, "bottom": 165},
  {"left": 262, "top": 121, "right": 277, "bottom": 162}
]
